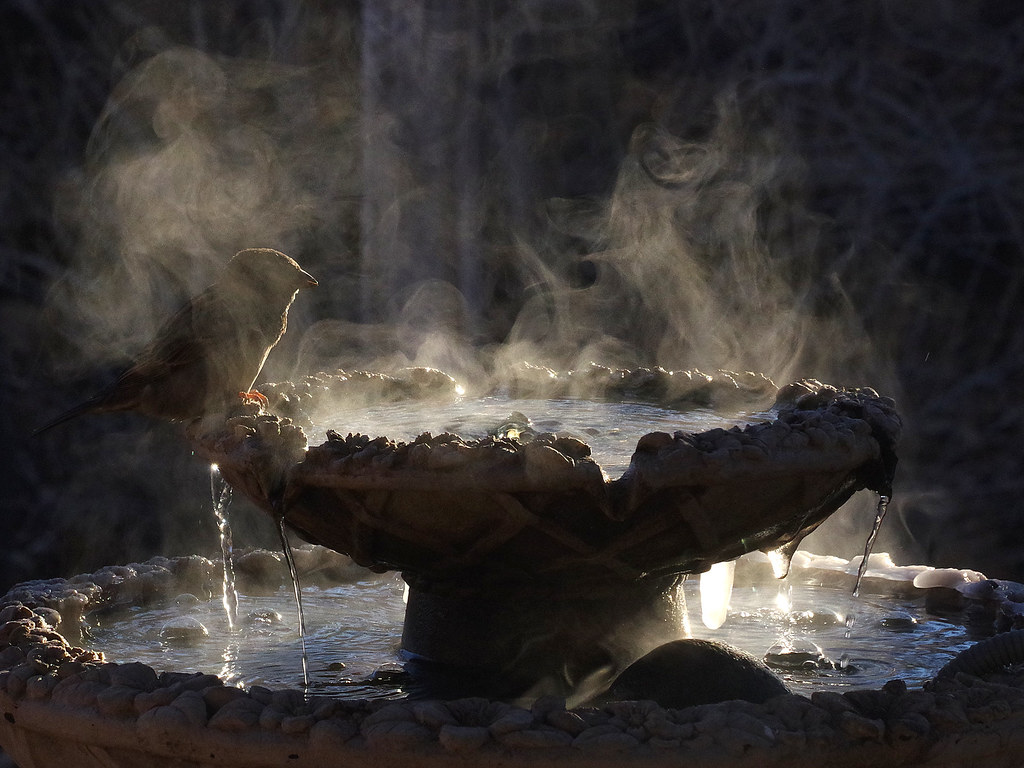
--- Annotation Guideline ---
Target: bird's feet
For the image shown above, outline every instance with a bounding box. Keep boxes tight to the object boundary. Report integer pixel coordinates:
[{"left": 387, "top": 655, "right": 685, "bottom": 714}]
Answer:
[{"left": 239, "top": 390, "right": 270, "bottom": 409}]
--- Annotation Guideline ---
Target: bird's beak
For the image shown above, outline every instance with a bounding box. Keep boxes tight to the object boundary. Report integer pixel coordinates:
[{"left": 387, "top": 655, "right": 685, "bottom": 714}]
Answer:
[{"left": 300, "top": 269, "right": 318, "bottom": 287}]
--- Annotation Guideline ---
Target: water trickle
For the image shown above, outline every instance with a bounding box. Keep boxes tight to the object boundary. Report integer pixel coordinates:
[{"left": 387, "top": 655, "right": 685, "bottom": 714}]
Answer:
[
  {"left": 853, "top": 494, "right": 891, "bottom": 597},
  {"left": 278, "top": 518, "right": 310, "bottom": 690},
  {"left": 677, "top": 576, "right": 692, "bottom": 637},
  {"left": 774, "top": 583, "right": 792, "bottom": 615},
  {"left": 838, "top": 612, "right": 857, "bottom": 671},
  {"left": 210, "top": 465, "right": 238, "bottom": 631}
]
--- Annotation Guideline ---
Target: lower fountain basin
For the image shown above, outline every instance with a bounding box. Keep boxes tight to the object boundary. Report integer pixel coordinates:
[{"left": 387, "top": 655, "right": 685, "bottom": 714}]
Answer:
[
  {"left": 14, "top": 367, "right": 1021, "bottom": 766},
  {"left": 2, "top": 548, "right": 1024, "bottom": 768}
]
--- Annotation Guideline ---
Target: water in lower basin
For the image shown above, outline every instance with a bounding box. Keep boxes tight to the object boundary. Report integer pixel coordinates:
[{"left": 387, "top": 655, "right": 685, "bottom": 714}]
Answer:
[{"left": 87, "top": 565, "right": 978, "bottom": 699}]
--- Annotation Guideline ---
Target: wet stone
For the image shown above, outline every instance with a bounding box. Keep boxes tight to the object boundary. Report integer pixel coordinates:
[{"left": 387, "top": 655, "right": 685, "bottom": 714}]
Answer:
[
  {"left": 887, "top": 712, "right": 931, "bottom": 741},
  {"left": 208, "top": 696, "right": 265, "bottom": 731},
  {"left": 248, "top": 685, "right": 274, "bottom": 705},
  {"left": 281, "top": 714, "right": 316, "bottom": 734},
  {"left": 838, "top": 711, "right": 885, "bottom": 741},
  {"left": 138, "top": 704, "right": 190, "bottom": 732},
  {"left": 644, "top": 715, "right": 694, "bottom": 742},
  {"left": 309, "top": 718, "right": 359, "bottom": 747},
  {"left": 108, "top": 661, "right": 158, "bottom": 691},
  {"left": 31, "top": 607, "right": 62, "bottom": 630},
  {"left": 926, "top": 701, "right": 969, "bottom": 730},
  {"left": 270, "top": 688, "right": 308, "bottom": 713},
  {"left": 169, "top": 690, "right": 210, "bottom": 727},
  {"left": 4, "top": 664, "right": 39, "bottom": 697},
  {"left": 134, "top": 686, "right": 178, "bottom": 715},
  {"left": 438, "top": 724, "right": 490, "bottom": 752},
  {"left": 203, "top": 685, "right": 249, "bottom": 712},
  {"left": 546, "top": 709, "right": 588, "bottom": 736},
  {"left": 412, "top": 701, "right": 457, "bottom": 728},
  {"left": 259, "top": 706, "right": 285, "bottom": 730},
  {"left": 445, "top": 697, "right": 511, "bottom": 727},
  {"left": 0, "top": 605, "right": 33, "bottom": 624},
  {"left": 51, "top": 678, "right": 106, "bottom": 709},
  {"left": 312, "top": 700, "right": 344, "bottom": 720},
  {"left": 55, "top": 660, "right": 85, "bottom": 679},
  {"left": 810, "top": 690, "right": 855, "bottom": 716},
  {"left": 163, "top": 672, "right": 220, "bottom": 692},
  {"left": 95, "top": 683, "right": 140, "bottom": 717},
  {"left": 967, "top": 699, "right": 1011, "bottom": 723},
  {"left": 487, "top": 708, "right": 534, "bottom": 736},
  {"left": 25, "top": 674, "right": 58, "bottom": 700}
]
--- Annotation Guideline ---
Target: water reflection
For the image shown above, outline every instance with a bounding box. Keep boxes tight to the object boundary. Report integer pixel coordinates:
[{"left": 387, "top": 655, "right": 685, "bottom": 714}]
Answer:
[{"left": 91, "top": 567, "right": 975, "bottom": 698}]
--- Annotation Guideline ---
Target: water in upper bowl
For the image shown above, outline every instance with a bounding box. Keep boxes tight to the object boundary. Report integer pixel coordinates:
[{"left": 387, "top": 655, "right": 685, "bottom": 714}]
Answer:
[{"left": 311, "top": 394, "right": 762, "bottom": 477}]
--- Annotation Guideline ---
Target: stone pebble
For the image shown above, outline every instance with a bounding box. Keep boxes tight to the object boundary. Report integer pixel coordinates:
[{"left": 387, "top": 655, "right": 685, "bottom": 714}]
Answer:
[{"left": 438, "top": 724, "right": 490, "bottom": 752}]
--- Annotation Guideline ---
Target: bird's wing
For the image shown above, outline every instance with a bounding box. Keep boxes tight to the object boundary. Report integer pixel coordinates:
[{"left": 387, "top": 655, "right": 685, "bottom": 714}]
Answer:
[{"left": 104, "top": 293, "right": 222, "bottom": 403}]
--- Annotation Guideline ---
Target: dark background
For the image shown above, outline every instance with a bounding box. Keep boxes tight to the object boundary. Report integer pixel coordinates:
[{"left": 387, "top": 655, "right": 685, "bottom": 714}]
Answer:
[{"left": 3, "top": 0, "right": 1023, "bottom": 592}]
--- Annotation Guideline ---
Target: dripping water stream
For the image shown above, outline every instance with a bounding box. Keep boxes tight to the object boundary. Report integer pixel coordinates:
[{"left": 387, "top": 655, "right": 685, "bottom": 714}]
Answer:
[
  {"left": 278, "top": 518, "right": 310, "bottom": 690},
  {"left": 853, "top": 494, "right": 891, "bottom": 597},
  {"left": 210, "top": 465, "right": 238, "bottom": 631}
]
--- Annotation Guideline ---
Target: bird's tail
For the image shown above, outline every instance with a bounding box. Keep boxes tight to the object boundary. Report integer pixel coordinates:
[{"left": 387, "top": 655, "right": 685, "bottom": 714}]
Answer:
[{"left": 33, "top": 400, "right": 102, "bottom": 435}]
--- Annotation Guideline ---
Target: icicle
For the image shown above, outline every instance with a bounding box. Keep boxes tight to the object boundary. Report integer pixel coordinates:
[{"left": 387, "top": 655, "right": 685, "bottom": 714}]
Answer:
[
  {"left": 765, "top": 537, "right": 802, "bottom": 580},
  {"left": 699, "top": 560, "right": 735, "bottom": 630},
  {"left": 853, "top": 494, "right": 891, "bottom": 597},
  {"left": 210, "top": 465, "right": 238, "bottom": 631},
  {"left": 278, "top": 518, "right": 310, "bottom": 690}
]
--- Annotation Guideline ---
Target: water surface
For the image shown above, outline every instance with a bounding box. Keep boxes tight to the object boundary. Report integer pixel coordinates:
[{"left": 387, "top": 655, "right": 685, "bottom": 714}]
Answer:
[{"left": 90, "top": 571, "right": 975, "bottom": 698}]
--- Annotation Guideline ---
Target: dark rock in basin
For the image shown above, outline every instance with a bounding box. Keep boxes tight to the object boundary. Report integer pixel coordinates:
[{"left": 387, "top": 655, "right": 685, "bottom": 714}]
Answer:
[{"left": 607, "top": 639, "right": 788, "bottom": 708}]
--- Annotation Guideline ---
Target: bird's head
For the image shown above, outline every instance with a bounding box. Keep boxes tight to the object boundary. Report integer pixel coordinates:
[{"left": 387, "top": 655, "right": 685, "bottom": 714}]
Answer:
[{"left": 225, "top": 248, "right": 318, "bottom": 297}]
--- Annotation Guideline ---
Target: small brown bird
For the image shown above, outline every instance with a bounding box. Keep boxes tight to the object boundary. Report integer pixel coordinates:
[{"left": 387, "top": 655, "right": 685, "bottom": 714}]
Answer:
[{"left": 36, "top": 248, "right": 317, "bottom": 433}]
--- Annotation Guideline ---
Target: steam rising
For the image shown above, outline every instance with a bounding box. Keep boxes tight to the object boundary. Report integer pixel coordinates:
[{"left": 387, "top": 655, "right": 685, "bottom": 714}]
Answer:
[
  {"left": 48, "top": 7, "right": 880, "bottom": 398},
  {"left": 48, "top": 38, "right": 358, "bottom": 375},
  {"left": 495, "top": 112, "right": 871, "bottom": 384},
  {"left": 38, "top": 4, "right": 907, "bottom": 576}
]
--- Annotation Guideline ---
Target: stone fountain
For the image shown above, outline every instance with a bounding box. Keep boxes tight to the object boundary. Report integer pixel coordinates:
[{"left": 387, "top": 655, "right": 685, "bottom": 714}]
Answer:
[
  {"left": 5, "top": 367, "right": 1024, "bottom": 767},
  {"left": 189, "top": 367, "right": 900, "bottom": 700}
]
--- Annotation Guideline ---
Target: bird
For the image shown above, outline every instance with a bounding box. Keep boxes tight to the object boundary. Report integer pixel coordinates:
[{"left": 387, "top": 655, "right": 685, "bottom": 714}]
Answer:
[{"left": 35, "top": 248, "right": 317, "bottom": 433}]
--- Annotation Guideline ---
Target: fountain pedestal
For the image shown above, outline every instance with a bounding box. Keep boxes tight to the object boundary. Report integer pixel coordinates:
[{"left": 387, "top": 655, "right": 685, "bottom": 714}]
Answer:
[{"left": 401, "top": 573, "right": 685, "bottom": 698}]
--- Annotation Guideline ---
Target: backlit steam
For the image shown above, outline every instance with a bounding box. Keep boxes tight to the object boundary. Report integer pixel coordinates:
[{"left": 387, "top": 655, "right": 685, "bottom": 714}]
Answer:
[
  {"left": 47, "top": 36, "right": 358, "bottom": 376},
  {"left": 494, "top": 112, "right": 871, "bottom": 384},
  {"left": 41, "top": 4, "right": 901, "bottom": 579},
  {"left": 47, "top": 6, "right": 881, "bottom": 397}
]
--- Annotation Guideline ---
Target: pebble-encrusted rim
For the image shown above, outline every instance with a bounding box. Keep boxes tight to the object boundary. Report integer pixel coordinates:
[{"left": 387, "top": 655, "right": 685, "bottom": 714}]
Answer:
[
  {"left": 189, "top": 376, "right": 902, "bottom": 583},
  {"left": 3, "top": 550, "right": 1024, "bottom": 768}
]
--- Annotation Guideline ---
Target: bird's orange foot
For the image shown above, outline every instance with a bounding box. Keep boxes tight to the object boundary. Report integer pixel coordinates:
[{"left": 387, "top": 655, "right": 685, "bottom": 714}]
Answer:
[{"left": 239, "top": 390, "right": 270, "bottom": 409}]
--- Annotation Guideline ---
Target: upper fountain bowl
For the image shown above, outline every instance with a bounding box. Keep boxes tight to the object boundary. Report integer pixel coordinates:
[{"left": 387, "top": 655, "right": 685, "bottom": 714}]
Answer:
[{"left": 187, "top": 365, "right": 901, "bottom": 588}]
